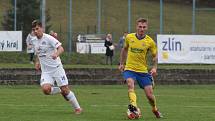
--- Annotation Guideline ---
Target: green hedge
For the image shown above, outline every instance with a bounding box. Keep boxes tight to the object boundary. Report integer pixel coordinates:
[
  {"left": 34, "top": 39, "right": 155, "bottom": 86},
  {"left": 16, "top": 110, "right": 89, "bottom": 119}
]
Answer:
[{"left": 0, "top": 52, "right": 121, "bottom": 65}]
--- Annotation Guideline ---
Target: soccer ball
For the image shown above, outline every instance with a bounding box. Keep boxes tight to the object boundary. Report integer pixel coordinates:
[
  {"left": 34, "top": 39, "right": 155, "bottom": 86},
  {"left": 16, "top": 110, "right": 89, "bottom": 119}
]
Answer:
[{"left": 127, "top": 108, "right": 142, "bottom": 120}]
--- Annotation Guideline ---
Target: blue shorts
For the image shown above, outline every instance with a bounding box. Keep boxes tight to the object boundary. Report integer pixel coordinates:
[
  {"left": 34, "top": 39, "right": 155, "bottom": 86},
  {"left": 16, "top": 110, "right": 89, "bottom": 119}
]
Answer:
[{"left": 123, "top": 70, "right": 153, "bottom": 89}]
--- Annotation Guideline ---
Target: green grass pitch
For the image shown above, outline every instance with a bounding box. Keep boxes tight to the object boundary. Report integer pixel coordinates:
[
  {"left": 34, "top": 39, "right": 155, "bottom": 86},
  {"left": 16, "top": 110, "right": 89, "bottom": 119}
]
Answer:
[{"left": 0, "top": 85, "right": 214, "bottom": 121}]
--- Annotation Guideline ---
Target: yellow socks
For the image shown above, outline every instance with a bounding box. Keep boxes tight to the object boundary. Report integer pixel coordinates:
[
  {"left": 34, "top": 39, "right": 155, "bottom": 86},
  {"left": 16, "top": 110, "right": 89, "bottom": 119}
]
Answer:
[
  {"left": 128, "top": 89, "right": 158, "bottom": 111},
  {"left": 128, "top": 89, "right": 137, "bottom": 107}
]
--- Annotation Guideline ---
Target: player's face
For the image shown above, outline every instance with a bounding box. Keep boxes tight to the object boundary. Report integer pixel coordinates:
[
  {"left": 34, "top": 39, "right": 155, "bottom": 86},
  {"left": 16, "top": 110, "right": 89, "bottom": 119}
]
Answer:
[
  {"left": 136, "top": 22, "right": 148, "bottom": 36},
  {"left": 32, "top": 25, "right": 43, "bottom": 39}
]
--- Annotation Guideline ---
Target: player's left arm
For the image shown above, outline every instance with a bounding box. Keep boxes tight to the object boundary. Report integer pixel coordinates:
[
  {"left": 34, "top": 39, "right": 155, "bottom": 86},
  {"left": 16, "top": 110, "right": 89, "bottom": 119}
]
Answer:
[
  {"left": 50, "top": 37, "right": 64, "bottom": 60},
  {"left": 149, "top": 40, "right": 158, "bottom": 77},
  {"left": 150, "top": 53, "right": 158, "bottom": 77},
  {"left": 52, "top": 45, "right": 64, "bottom": 60}
]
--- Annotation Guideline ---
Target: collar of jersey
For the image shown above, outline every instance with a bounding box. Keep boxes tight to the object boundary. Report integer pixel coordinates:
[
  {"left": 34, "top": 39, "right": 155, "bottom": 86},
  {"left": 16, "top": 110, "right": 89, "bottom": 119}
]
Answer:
[{"left": 135, "top": 34, "right": 146, "bottom": 40}]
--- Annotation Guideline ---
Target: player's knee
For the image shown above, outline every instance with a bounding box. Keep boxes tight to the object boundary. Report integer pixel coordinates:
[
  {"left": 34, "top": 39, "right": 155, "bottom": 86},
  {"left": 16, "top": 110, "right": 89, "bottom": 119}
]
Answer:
[
  {"left": 127, "top": 79, "right": 134, "bottom": 89},
  {"left": 60, "top": 86, "right": 70, "bottom": 96},
  {"left": 61, "top": 90, "right": 69, "bottom": 96},
  {"left": 42, "top": 86, "right": 51, "bottom": 95}
]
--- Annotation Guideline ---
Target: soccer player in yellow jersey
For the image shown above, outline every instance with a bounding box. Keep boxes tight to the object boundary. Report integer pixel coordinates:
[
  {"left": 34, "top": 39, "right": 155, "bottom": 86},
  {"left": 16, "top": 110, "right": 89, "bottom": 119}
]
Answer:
[{"left": 119, "top": 18, "right": 163, "bottom": 119}]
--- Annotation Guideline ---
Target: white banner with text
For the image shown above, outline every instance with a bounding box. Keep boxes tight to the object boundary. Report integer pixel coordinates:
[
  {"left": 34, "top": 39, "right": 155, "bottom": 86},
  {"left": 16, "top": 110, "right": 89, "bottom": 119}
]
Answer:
[
  {"left": 0, "top": 31, "right": 22, "bottom": 51},
  {"left": 76, "top": 43, "right": 106, "bottom": 54},
  {"left": 157, "top": 35, "right": 215, "bottom": 64}
]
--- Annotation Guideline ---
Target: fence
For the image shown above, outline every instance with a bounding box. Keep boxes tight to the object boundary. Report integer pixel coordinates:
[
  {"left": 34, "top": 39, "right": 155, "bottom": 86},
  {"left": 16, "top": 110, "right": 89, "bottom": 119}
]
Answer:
[{"left": 0, "top": 0, "right": 215, "bottom": 65}]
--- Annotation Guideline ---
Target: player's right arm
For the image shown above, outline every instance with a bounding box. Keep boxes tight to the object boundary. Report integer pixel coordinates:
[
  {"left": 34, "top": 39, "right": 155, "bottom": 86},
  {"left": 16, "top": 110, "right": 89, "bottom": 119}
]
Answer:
[
  {"left": 35, "top": 55, "right": 40, "bottom": 71},
  {"left": 26, "top": 34, "right": 31, "bottom": 48},
  {"left": 118, "top": 46, "right": 128, "bottom": 72},
  {"left": 119, "top": 35, "right": 129, "bottom": 72},
  {"left": 118, "top": 36, "right": 129, "bottom": 72}
]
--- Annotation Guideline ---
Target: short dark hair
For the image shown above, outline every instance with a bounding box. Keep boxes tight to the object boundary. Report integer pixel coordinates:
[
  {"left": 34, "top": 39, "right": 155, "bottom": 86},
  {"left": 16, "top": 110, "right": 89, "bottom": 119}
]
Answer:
[
  {"left": 136, "top": 18, "right": 148, "bottom": 24},
  {"left": 32, "top": 20, "right": 42, "bottom": 28}
]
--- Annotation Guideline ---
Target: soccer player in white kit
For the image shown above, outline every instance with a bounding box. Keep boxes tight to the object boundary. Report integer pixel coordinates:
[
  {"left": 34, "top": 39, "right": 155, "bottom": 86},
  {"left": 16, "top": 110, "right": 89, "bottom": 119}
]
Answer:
[{"left": 31, "top": 20, "right": 82, "bottom": 114}]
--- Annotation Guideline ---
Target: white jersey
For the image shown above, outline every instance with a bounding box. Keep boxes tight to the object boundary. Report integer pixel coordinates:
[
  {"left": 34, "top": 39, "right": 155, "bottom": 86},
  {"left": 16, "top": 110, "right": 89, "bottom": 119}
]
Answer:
[
  {"left": 34, "top": 33, "right": 63, "bottom": 73},
  {"left": 26, "top": 33, "right": 37, "bottom": 53}
]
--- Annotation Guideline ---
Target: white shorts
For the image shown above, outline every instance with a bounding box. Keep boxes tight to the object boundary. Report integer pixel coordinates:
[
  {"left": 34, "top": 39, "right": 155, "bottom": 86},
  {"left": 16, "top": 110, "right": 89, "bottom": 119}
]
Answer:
[{"left": 40, "top": 66, "right": 68, "bottom": 87}]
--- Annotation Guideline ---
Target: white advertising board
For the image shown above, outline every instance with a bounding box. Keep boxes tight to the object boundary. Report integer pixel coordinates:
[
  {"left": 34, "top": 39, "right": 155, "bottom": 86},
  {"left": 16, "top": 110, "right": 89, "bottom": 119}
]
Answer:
[
  {"left": 157, "top": 35, "right": 215, "bottom": 64},
  {"left": 76, "top": 43, "right": 106, "bottom": 54},
  {"left": 0, "top": 31, "right": 22, "bottom": 51},
  {"left": 90, "top": 43, "right": 106, "bottom": 54},
  {"left": 76, "top": 43, "right": 90, "bottom": 53}
]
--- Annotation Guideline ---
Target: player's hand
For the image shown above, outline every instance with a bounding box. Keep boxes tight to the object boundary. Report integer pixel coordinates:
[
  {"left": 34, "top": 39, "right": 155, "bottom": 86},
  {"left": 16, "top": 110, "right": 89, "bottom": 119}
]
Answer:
[
  {"left": 51, "top": 53, "right": 58, "bottom": 60},
  {"left": 150, "top": 67, "right": 157, "bottom": 77},
  {"left": 118, "top": 64, "right": 125, "bottom": 72},
  {"left": 35, "top": 63, "right": 40, "bottom": 72}
]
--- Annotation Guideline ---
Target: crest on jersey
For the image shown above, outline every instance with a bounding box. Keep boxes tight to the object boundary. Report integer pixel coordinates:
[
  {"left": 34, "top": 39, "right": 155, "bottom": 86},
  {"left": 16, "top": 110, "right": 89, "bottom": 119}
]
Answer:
[{"left": 42, "top": 41, "right": 46, "bottom": 45}]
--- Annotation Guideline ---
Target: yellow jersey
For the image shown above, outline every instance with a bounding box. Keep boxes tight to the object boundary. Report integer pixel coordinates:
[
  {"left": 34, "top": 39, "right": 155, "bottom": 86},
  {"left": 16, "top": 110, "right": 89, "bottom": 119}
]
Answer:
[{"left": 124, "top": 33, "right": 157, "bottom": 73}]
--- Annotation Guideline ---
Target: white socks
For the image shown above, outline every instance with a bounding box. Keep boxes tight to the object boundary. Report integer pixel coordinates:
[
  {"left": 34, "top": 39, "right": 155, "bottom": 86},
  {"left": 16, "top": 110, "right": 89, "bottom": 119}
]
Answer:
[
  {"left": 66, "top": 91, "right": 81, "bottom": 109},
  {"left": 50, "top": 87, "right": 61, "bottom": 95},
  {"left": 50, "top": 87, "right": 80, "bottom": 109}
]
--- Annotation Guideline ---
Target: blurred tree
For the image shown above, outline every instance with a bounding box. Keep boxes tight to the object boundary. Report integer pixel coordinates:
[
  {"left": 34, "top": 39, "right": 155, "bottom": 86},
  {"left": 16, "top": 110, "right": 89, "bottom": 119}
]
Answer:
[{"left": 1, "top": 0, "right": 52, "bottom": 49}]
